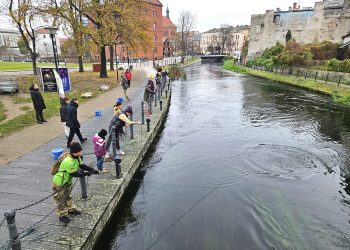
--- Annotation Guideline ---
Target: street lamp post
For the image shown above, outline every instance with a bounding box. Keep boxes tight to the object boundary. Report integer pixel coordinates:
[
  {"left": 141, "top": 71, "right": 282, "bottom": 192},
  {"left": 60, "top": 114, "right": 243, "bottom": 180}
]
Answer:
[
  {"left": 45, "top": 26, "right": 59, "bottom": 71},
  {"left": 153, "top": 47, "right": 155, "bottom": 68}
]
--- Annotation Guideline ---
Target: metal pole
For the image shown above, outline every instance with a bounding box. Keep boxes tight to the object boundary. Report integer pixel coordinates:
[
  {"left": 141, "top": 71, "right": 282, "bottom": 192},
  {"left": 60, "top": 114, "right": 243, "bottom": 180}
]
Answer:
[
  {"left": 130, "top": 114, "right": 134, "bottom": 139},
  {"left": 338, "top": 75, "right": 342, "bottom": 87},
  {"left": 160, "top": 100, "right": 163, "bottom": 111},
  {"left": 115, "top": 44, "right": 119, "bottom": 81},
  {"left": 50, "top": 34, "right": 58, "bottom": 71},
  {"left": 165, "top": 90, "right": 168, "bottom": 98},
  {"left": 154, "top": 89, "right": 157, "bottom": 107},
  {"left": 79, "top": 174, "right": 88, "bottom": 199},
  {"left": 148, "top": 94, "right": 152, "bottom": 114},
  {"left": 141, "top": 101, "right": 145, "bottom": 124},
  {"left": 4, "top": 210, "right": 21, "bottom": 250},
  {"left": 146, "top": 119, "right": 151, "bottom": 132},
  {"left": 315, "top": 71, "right": 318, "bottom": 81},
  {"left": 325, "top": 73, "right": 329, "bottom": 84},
  {"left": 111, "top": 126, "right": 117, "bottom": 158}
]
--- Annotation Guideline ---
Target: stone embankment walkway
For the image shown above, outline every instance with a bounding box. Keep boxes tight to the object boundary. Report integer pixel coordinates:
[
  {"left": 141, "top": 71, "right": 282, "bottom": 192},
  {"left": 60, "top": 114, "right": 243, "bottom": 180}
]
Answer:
[
  {"left": 0, "top": 68, "right": 145, "bottom": 166},
  {"left": 0, "top": 65, "right": 172, "bottom": 249}
]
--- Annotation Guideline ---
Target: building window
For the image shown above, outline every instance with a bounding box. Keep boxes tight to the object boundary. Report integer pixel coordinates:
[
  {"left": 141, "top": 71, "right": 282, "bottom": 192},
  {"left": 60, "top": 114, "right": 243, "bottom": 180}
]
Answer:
[
  {"left": 273, "top": 14, "right": 280, "bottom": 24},
  {"left": 153, "top": 11, "right": 157, "bottom": 17},
  {"left": 43, "top": 35, "right": 46, "bottom": 39},
  {"left": 153, "top": 23, "right": 156, "bottom": 31},
  {"left": 154, "top": 35, "right": 157, "bottom": 42}
]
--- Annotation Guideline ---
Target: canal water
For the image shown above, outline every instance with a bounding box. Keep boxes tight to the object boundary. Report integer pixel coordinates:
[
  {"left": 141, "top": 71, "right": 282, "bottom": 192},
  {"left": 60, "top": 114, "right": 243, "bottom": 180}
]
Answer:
[{"left": 96, "top": 63, "right": 350, "bottom": 249}]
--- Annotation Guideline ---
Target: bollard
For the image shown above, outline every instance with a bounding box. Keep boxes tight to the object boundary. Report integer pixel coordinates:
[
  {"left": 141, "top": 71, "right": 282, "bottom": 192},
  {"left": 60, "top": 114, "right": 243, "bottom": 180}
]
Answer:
[
  {"left": 4, "top": 210, "right": 21, "bottom": 250},
  {"left": 315, "top": 71, "right": 318, "bottom": 81},
  {"left": 325, "top": 73, "right": 329, "bottom": 84},
  {"left": 146, "top": 118, "right": 151, "bottom": 132},
  {"left": 130, "top": 114, "right": 134, "bottom": 139},
  {"left": 167, "top": 83, "right": 170, "bottom": 91},
  {"left": 141, "top": 101, "right": 145, "bottom": 124},
  {"left": 160, "top": 100, "right": 163, "bottom": 111},
  {"left": 79, "top": 174, "right": 88, "bottom": 199},
  {"left": 114, "top": 154, "right": 122, "bottom": 178},
  {"left": 305, "top": 70, "right": 307, "bottom": 79},
  {"left": 154, "top": 89, "right": 158, "bottom": 107},
  {"left": 338, "top": 75, "right": 342, "bottom": 87},
  {"left": 165, "top": 90, "right": 168, "bottom": 98}
]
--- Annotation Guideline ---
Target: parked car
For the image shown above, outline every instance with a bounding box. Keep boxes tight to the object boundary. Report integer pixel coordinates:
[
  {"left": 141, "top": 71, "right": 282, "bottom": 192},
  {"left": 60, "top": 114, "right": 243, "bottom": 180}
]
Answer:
[{"left": 0, "top": 79, "right": 19, "bottom": 93}]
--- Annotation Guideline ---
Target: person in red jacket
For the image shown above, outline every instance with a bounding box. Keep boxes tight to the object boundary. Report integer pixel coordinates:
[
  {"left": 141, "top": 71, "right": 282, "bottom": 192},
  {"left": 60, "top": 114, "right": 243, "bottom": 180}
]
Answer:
[{"left": 125, "top": 69, "right": 132, "bottom": 87}]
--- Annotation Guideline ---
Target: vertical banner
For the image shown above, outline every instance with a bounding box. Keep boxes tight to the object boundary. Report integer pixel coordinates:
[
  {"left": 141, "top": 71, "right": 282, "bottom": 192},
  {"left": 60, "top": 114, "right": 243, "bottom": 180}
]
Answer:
[
  {"left": 40, "top": 68, "right": 57, "bottom": 92},
  {"left": 58, "top": 68, "right": 71, "bottom": 92},
  {"left": 39, "top": 67, "right": 71, "bottom": 93}
]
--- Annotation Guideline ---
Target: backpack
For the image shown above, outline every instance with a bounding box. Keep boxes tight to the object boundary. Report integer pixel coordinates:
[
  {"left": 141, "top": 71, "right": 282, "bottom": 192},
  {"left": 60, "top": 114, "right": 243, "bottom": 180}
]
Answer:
[{"left": 51, "top": 152, "right": 70, "bottom": 175}]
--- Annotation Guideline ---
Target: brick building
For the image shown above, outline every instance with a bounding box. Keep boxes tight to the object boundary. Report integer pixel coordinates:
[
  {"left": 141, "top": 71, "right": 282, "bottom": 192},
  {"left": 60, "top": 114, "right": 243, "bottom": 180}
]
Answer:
[
  {"left": 107, "top": 0, "right": 164, "bottom": 62},
  {"left": 162, "top": 6, "right": 177, "bottom": 57}
]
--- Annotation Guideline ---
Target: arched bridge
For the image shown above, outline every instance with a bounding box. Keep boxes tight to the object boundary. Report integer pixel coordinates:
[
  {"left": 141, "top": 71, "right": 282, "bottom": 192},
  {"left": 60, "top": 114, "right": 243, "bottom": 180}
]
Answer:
[{"left": 200, "top": 55, "right": 226, "bottom": 62}]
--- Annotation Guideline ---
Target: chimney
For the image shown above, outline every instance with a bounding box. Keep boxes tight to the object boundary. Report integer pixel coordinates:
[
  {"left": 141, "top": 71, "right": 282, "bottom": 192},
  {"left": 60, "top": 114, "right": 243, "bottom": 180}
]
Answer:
[
  {"left": 289, "top": 6, "right": 292, "bottom": 11},
  {"left": 276, "top": 7, "right": 281, "bottom": 12},
  {"left": 293, "top": 2, "right": 298, "bottom": 10}
]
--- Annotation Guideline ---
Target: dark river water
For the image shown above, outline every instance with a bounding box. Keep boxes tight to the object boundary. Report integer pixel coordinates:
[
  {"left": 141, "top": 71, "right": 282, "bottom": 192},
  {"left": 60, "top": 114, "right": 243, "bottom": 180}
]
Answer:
[{"left": 96, "top": 63, "right": 350, "bottom": 250}]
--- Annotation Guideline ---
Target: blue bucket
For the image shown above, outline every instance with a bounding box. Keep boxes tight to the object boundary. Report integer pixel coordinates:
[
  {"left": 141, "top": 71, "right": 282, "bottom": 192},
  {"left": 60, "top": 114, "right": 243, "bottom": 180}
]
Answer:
[
  {"left": 51, "top": 148, "right": 63, "bottom": 160},
  {"left": 95, "top": 110, "right": 102, "bottom": 116},
  {"left": 117, "top": 97, "right": 123, "bottom": 103}
]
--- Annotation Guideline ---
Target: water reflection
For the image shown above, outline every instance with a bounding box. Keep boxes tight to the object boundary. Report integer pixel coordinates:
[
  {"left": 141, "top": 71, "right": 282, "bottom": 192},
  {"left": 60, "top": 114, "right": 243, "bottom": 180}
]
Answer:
[{"left": 97, "top": 63, "right": 350, "bottom": 250}]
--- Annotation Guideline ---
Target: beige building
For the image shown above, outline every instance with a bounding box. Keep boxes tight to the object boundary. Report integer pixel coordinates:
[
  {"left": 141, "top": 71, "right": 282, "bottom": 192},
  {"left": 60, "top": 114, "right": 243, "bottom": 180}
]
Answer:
[
  {"left": 248, "top": 0, "right": 350, "bottom": 58},
  {"left": 200, "top": 27, "right": 249, "bottom": 56}
]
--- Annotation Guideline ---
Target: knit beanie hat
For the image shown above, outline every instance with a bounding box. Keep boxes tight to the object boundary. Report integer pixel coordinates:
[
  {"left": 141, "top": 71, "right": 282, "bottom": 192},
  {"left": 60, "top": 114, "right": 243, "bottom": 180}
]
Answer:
[
  {"left": 70, "top": 142, "right": 82, "bottom": 154},
  {"left": 125, "top": 106, "right": 133, "bottom": 114},
  {"left": 98, "top": 129, "right": 108, "bottom": 138}
]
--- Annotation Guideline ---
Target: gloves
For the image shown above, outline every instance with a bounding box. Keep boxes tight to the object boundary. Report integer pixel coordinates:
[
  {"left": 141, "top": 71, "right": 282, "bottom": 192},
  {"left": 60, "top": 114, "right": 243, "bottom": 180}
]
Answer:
[
  {"left": 85, "top": 171, "right": 93, "bottom": 177},
  {"left": 93, "top": 170, "right": 99, "bottom": 175}
]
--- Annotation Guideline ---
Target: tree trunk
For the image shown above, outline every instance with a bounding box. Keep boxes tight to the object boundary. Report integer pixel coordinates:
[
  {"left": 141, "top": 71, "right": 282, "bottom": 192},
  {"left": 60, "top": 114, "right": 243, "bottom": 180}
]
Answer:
[
  {"left": 109, "top": 45, "right": 114, "bottom": 71},
  {"left": 78, "top": 55, "right": 84, "bottom": 72},
  {"left": 31, "top": 54, "right": 37, "bottom": 75},
  {"left": 100, "top": 46, "right": 108, "bottom": 78}
]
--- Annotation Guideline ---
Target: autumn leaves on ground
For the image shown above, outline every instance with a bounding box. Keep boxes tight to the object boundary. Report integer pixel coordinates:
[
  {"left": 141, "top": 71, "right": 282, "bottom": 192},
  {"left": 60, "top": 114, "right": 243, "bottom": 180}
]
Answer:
[{"left": 0, "top": 70, "right": 123, "bottom": 138}]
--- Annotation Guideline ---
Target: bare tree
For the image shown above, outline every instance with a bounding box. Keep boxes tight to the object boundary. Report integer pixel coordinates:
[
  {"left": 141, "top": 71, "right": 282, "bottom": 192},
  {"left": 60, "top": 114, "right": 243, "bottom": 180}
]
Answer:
[
  {"left": 220, "top": 24, "right": 232, "bottom": 55},
  {"left": 177, "top": 10, "right": 196, "bottom": 63},
  {"left": 6, "top": 0, "right": 40, "bottom": 74}
]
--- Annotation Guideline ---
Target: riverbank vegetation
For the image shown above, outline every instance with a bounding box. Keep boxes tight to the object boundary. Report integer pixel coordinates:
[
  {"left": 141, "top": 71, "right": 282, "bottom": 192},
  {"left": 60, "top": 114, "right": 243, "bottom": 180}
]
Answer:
[
  {"left": 224, "top": 60, "right": 350, "bottom": 106},
  {"left": 247, "top": 41, "right": 350, "bottom": 73}
]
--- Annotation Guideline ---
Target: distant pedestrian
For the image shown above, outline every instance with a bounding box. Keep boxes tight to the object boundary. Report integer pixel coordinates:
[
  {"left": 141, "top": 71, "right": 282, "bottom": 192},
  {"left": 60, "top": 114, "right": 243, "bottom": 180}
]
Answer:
[
  {"left": 144, "top": 76, "right": 155, "bottom": 111},
  {"left": 105, "top": 106, "right": 141, "bottom": 155},
  {"left": 125, "top": 69, "right": 132, "bottom": 87},
  {"left": 66, "top": 98, "right": 87, "bottom": 148},
  {"left": 29, "top": 84, "right": 47, "bottom": 124},
  {"left": 92, "top": 129, "right": 108, "bottom": 173},
  {"left": 121, "top": 75, "right": 130, "bottom": 101},
  {"left": 52, "top": 142, "right": 99, "bottom": 223},
  {"left": 60, "top": 96, "right": 70, "bottom": 137}
]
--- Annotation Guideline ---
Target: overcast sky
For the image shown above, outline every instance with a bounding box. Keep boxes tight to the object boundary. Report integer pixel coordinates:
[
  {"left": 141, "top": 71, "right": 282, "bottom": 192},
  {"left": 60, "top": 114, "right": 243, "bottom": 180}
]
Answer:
[
  {"left": 2, "top": 0, "right": 319, "bottom": 34},
  {"left": 164, "top": 0, "right": 318, "bottom": 32}
]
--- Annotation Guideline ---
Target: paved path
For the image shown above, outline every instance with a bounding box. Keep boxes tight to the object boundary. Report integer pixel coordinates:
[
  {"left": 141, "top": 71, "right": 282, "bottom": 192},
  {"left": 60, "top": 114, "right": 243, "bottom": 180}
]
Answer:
[
  {"left": 0, "top": 65, "right": 164, "bottom": 249},
  {"left": 0, "top": 68, "right": 145, "bottom": 166}
]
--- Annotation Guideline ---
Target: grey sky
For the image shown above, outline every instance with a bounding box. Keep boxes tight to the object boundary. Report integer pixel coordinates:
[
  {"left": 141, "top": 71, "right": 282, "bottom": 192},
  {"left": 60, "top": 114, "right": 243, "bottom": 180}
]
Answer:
[
  {"left": 164, "top": 0, "right": 317, "bottom": 32},
  {"left": 2, "top": 0, "right": 318, "bottom": 34}
]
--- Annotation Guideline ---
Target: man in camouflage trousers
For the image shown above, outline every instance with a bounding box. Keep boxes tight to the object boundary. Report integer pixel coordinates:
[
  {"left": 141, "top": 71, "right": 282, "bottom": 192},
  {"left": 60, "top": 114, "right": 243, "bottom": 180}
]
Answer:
[{"left": 52, "top": 142, "right": 99, "bottom": 223}]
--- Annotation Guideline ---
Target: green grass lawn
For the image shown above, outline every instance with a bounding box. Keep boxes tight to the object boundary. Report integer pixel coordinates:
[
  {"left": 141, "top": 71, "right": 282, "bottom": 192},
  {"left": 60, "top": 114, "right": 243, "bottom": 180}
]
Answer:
[
  {"left": 0, "top": 70, "right": 122, "bottom": 138},
  {"left": 0, "top": 62, "right": 92, "bottom": 71},
  {"left": 0, "top": 101, "right": 7, "bottom": 123}
]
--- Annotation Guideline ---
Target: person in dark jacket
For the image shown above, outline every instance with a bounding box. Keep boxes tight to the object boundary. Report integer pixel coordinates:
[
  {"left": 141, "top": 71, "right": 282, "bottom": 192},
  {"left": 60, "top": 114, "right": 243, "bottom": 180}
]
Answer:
[
  {"left": 60, "top": 96, "right": 70, "bottom": 137},
  {"left": 66, "top": 98, "right": 87, "bottom": 148},
  {"left": 29, "top": 84, "right": 47, "bottom": 124}
]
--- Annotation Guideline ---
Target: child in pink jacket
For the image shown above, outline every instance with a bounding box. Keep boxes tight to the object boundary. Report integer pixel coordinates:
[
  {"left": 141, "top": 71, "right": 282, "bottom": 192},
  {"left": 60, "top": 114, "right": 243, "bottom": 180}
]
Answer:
[{"left": 92, "top": 129, "right": 108, "bottom": 173}]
